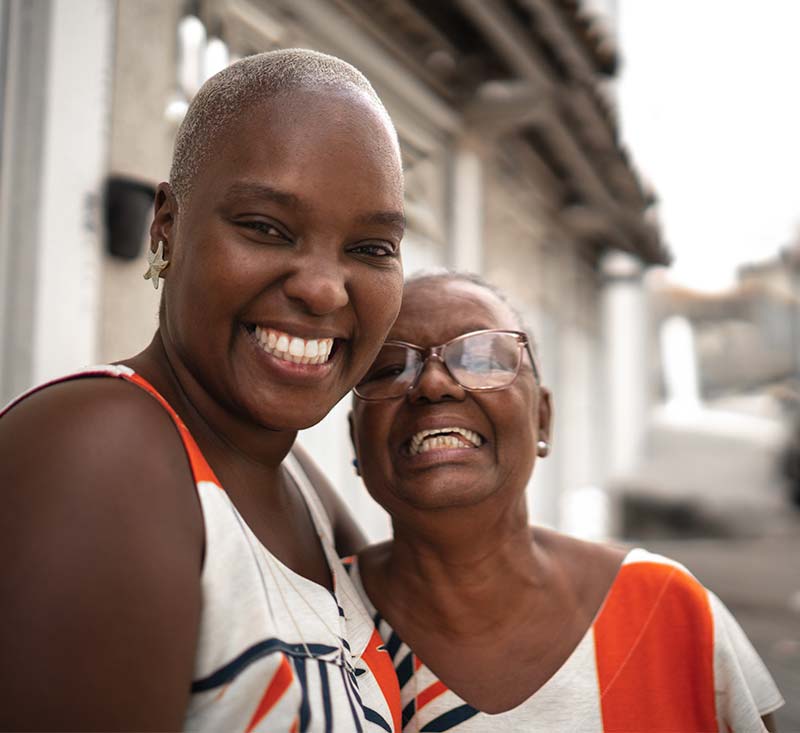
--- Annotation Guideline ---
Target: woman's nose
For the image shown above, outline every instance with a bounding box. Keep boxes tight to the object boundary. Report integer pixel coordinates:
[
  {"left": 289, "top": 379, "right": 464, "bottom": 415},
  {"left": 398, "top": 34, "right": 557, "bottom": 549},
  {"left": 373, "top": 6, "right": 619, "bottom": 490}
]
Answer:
[
  {"left": 408, "top": 357, "right": 466, "bottom": 404},
  {"left": 282, "top": 257, "right": 349, "bottom": 315}
]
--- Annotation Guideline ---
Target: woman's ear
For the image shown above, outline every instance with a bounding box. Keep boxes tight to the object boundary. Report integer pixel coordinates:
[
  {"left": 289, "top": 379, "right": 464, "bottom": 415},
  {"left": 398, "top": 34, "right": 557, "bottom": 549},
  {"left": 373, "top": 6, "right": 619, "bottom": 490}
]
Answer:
[
  {"left": 537, "top": 386, "right": 553, "bottom": 446},
  {"left": 347, "top": 410, "right": 361, "bottom": 476},
  {"left": 149, "top": 182, "right": 177, "bottom": 259}
]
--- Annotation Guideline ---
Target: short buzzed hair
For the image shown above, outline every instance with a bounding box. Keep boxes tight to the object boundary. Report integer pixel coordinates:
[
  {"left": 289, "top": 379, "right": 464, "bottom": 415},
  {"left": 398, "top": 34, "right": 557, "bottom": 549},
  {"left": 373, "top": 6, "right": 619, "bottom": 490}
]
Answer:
[{"left": 169, "top": 48, "right": 397, "bottom": 206}]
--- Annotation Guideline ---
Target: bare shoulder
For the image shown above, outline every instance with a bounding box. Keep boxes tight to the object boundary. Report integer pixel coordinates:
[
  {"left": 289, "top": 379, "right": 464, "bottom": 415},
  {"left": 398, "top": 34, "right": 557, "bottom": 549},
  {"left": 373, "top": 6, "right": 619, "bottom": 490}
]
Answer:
[
  {"left": 534, "top": 526, "right": 629, "bottom": 613},
  {"left": 535, "top": 526, "right": 628, "bottom": 567},
  {"left": 0, "top": 376, "right": 203, "bottom": 729},
  {"left": 1, "top": 376, "right": 201, "bottom": 524}
]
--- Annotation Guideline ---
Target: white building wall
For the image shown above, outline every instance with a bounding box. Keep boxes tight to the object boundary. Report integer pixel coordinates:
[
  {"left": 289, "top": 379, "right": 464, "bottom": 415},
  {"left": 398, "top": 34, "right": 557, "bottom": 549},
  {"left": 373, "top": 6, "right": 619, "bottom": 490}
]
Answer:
[
  {"left": 0, "top": 0, "right": 114, "bottom": 401},
  {"left": 32, "top": 0, "right": 114, "bottom": 383},
  {"left": 99, "top": 0, "right": 183, "bottom": 363}
]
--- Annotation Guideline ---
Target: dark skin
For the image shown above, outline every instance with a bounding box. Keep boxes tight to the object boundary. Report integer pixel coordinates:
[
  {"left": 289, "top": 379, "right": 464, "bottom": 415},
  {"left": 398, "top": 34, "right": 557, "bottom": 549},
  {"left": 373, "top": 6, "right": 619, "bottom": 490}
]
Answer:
[
  {"left": 351, "top": 280, "right": 778, "bottom": 730},
  {"left": 0, "top": 87, "right": 402, "bottom": 731}
]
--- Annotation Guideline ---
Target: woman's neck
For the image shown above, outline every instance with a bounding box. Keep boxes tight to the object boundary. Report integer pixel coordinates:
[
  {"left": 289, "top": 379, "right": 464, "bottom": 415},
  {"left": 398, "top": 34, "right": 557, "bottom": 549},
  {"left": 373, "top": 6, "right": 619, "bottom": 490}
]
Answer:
[
  {"left": 367, "top": 499, "right": 556, "bottom": 639},
  {"left": 126, "top": 332, "right": 296, "bottom": 477}
]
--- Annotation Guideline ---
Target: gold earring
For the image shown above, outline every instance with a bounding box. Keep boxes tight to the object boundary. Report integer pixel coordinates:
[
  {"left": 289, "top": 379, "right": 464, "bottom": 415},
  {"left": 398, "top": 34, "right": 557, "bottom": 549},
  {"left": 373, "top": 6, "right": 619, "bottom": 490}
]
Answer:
[
  {"left": 536, "top": 440, "right": 550, "bottom": 458},
  {"left": 143, "top": 240, "right": 170, "bottom": 290}
]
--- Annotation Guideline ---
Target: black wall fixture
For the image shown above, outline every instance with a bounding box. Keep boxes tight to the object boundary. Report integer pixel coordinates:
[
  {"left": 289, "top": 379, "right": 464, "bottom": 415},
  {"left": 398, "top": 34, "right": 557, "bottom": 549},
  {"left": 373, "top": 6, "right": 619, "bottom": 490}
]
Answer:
[{"left": 105, "top": 176, "right": 157, "bottom": 260}]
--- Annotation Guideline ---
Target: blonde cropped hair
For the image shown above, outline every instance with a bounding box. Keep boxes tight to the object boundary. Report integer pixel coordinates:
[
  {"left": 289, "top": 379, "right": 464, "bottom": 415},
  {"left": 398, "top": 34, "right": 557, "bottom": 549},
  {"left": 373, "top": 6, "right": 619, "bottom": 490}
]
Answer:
[{"left": 169, "top": 48, "right": 397, "bottom": 205}]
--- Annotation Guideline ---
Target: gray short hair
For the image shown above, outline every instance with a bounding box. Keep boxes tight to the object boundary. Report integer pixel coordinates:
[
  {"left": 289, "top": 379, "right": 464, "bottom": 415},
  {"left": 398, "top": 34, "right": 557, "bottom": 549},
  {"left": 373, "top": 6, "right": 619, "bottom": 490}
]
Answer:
[
  {"left": 405, "top": 269, "right": 540, "bottom": 357},
  {"left": 169, "top": 48, "right": 397, "bottom": 205}
]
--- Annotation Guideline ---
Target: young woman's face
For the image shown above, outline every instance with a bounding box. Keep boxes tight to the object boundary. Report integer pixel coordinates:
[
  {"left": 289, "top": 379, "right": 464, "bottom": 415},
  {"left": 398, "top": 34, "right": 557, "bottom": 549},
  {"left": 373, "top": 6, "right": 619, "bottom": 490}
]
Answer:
[
  {"left": 351, "top": 280, "right": 551, "bottom": 514},
  {"left": 159, "top": 89, "right": 405, "bottom": 431}
]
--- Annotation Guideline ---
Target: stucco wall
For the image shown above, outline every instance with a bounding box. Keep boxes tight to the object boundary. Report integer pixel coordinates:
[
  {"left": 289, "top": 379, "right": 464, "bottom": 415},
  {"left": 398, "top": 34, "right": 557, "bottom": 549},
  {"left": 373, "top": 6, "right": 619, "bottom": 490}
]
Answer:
[{"left": 100, "top": 0, "right": 183, "bottom": 363}]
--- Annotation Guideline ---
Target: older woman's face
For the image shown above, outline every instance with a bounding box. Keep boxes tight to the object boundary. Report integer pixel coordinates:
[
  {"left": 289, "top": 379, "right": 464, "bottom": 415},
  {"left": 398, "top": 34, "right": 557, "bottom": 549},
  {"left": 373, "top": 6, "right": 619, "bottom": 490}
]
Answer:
[
  {"left": 156, "top": 89, "right": 405, "bottom": 430},
  {"left": 351, "top": 279, "right": 551, "bottom": 512}
]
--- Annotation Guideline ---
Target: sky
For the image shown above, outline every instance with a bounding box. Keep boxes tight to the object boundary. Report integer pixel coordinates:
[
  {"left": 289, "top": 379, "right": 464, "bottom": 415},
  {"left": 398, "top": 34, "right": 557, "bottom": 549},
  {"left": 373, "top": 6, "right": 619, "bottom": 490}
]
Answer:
[{"left": 616, "top": 0, "right": 800, "bottom": 291}]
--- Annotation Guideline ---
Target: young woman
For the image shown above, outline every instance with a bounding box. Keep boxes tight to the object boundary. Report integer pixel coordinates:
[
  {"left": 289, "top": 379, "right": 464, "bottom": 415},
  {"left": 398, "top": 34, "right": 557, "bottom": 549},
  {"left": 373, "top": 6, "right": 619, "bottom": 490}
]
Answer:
[
  {"left": 0, "top": 50, "right": 405, "bottom": 732},
  {"left": 348, "top": 272, "right": 784, "bottom": 732}
]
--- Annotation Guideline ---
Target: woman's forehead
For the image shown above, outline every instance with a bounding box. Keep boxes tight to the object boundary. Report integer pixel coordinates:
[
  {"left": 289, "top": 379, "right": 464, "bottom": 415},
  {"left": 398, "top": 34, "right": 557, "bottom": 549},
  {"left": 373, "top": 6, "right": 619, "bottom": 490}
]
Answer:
[{"left": 392, "top": 279, "right": 519, "bottom": 341}]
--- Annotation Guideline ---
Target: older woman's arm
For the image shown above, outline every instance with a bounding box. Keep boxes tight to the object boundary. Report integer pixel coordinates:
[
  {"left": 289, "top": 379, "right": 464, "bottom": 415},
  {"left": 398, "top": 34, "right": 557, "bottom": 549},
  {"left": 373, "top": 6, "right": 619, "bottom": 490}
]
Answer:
[{"left": 0, "top": 379, "right": 204, "bottom": 731}]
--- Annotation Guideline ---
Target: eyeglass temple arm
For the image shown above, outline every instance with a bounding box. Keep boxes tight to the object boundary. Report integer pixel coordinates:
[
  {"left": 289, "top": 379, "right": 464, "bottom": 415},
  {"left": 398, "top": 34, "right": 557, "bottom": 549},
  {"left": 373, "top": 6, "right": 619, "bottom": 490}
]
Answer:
[{"left": 524, "top": 339, "right": 542, "bottom": 383}]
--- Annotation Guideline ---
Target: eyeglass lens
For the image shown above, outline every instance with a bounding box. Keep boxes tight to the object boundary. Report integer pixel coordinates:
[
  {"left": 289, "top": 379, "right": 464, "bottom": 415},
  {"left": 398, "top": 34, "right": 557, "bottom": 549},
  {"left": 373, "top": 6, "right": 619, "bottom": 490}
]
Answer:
[{"left": 356, "top": 331, "right": 522, "bottom": 399}]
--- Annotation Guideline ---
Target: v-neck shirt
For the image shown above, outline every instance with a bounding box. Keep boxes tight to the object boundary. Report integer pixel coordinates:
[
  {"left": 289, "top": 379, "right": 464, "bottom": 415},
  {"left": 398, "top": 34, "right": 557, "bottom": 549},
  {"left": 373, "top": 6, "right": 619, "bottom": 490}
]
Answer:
[{"left": 345, "top": 548, "right": 783, "bottom": 732}]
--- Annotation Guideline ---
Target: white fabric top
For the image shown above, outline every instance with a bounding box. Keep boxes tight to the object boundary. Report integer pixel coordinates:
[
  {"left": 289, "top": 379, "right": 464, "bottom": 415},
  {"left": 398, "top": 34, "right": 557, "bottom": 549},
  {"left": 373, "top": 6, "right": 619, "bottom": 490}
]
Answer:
[
  {"left": 3, "top": 365, "right": 399, "bottom": 733},
  {"left": 347, "top": 548, "right": 783, "bottom": 732}
]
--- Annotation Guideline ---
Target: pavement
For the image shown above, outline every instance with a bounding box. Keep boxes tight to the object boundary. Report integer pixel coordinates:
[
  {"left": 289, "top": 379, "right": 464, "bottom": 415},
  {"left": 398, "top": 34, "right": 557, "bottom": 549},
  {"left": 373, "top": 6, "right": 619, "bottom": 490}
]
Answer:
[{"left": 643, "top": 513, "right": 800, "bottom": 732}]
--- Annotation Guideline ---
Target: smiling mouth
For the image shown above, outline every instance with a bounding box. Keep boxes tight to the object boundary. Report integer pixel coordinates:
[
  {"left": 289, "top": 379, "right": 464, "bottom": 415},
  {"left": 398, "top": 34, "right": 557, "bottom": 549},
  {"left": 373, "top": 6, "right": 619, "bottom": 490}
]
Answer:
[
  {"left": 408, "top": 427, "right": 484, "bottom": 456},
  {"left": 245, "top": 325, "right": 337, "bottom": 366}
]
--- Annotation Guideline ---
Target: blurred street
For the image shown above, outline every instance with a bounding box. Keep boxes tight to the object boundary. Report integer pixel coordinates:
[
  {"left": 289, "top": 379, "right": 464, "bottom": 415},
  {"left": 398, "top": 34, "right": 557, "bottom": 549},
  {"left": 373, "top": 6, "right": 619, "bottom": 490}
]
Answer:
[{"left": 645, "top": 514, "right": 800, "bottom": 731}]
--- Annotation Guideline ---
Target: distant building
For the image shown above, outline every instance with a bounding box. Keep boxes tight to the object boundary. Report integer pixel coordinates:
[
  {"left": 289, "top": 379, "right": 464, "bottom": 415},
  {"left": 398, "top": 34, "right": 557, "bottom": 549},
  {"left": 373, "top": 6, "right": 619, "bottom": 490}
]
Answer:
[
  {"left": 0, "top": 0, "right": 665, "bottom": 538},
  {"left": 627, "top": 243, "right": 800, "bottom": 535}
]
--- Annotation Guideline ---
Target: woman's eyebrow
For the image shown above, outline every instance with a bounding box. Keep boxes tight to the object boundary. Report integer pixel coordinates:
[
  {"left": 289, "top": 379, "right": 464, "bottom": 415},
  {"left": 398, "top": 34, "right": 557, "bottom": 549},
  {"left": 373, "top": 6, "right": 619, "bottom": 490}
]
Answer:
[
  {"left": 356, "top": 210, "right": 406, "bottom": 234},
  {"left": 223, "top": 182, "right": 304, "bottom": 209},
  {"left": 223, "top": 182, "right": 405, "bottom": 233}
]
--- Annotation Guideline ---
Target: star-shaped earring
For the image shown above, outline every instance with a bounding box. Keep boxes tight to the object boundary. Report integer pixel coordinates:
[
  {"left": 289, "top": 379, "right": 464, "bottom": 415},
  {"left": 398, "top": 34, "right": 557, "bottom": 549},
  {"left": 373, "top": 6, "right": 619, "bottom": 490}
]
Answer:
[{"left": 143, "top": 240, "right": 170, "bottom": 290}]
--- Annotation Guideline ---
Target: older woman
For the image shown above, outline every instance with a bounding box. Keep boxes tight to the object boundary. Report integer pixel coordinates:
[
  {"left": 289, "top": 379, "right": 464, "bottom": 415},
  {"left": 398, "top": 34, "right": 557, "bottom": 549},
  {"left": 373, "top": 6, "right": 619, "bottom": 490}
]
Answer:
[
  {"left": 348, "top": 272, "right": 784, "bottom": 732},
  {"left": 0, "top": 50, "right": 404, "bottom": 731}
]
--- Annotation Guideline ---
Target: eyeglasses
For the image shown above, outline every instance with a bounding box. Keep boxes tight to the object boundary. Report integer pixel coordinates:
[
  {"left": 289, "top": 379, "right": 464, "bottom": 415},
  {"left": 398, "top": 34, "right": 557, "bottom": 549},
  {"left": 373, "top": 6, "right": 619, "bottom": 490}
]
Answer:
[{"left": 354, "top": 329, "right": 540, "bottom": 401}]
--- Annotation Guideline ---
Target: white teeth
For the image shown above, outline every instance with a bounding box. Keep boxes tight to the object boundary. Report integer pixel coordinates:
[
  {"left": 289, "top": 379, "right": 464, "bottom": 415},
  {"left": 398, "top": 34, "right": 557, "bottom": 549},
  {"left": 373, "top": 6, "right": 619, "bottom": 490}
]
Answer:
[
  {"left": 252, "top": 326, "right": 335, "bottom": 367},
  {"left": 409, "top": 427, "right": 483, "bottom": 456}
]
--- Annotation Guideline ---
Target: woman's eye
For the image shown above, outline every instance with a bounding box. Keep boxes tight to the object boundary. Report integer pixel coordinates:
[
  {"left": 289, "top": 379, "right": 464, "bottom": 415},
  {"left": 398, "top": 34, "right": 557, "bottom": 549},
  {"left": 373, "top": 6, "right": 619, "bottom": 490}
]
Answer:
[
  {"left": 363, "top": 364, "right": 405, "bottom": 382},
  {"left": 350, "top": 241, "right": 396, "bottom": 258},
  {"left": 238, "top": 220, "right": 290, "bottom": 240}
]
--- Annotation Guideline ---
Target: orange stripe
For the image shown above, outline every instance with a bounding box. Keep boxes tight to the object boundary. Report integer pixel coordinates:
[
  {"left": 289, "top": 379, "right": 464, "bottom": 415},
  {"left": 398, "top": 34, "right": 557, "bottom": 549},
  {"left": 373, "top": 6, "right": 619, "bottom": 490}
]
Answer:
[
  {"left": 417, "top": 680, "right": 448, "bottom": 710},
  {"left": 245, "top": 654, "right": 294, "bottom": 732},
  {"left": 126, "top": 373, "right": 222, "bottom": 486},
  {"left": 360, "top": 628, "right": 402, "bottom": 732},
  {"left": 594, "top": 562, "right": 717, "bottom": 732}
]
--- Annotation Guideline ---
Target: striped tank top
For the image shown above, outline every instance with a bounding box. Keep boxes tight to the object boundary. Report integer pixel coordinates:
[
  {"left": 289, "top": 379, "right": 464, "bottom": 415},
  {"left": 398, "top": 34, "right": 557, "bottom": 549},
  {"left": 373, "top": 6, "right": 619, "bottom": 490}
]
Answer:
[
  {"left": 346, "top": 549, "right": 783, "bottom": 732},
  {"left": 4, "top": 365, "right": 401, "bottom": 732}
]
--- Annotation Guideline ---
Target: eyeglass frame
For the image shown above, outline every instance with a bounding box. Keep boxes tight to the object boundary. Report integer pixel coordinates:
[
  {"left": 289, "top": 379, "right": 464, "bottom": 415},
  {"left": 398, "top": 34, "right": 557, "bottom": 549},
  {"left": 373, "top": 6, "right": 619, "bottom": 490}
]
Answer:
[{"left": 353, "top": 328, "right": 542, "bottom": 401}]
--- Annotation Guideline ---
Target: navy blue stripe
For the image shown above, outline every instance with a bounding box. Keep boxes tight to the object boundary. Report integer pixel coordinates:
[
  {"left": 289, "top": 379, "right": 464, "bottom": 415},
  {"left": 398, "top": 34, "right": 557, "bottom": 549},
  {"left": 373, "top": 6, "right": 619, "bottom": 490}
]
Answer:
[
  {"left": 363, "top": 706, "right": 392, "bottom": 732},
  {"left": 292, "top": 656, "right": 310, "bottom": 732},
  {"left": 318, "top": 660, "right": 333, "bottom": 733},
  {"left": 191, "top": 638, "right": 338, "bottom": 692},
  {"left": 348, "top": 670, "right": 363, "bottom": 707},
  {"left": 341, "top": 637, "right": 351, "bottom": 652},
  {"left": 340, "top": 665, "right": 364, "bottom": 733},
  {"left": 395, "top": 650, "right": 414, "bottom": 688},
  {"left": 402, "top": 699, "right": 416, "bottom": 729},
  {"left": 420, "top": 704, "right": 480, "bottom": 732},
  {"left": 384, "top": 631, "right": 402, "bottom": 660}
]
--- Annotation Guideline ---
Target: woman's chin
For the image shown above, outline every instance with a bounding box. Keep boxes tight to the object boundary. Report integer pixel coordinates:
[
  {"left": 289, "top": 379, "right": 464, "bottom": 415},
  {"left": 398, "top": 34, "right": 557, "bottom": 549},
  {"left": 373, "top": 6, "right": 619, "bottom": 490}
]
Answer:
[{"left": 386, "top": 476, "right": 498, "bottom": 512}]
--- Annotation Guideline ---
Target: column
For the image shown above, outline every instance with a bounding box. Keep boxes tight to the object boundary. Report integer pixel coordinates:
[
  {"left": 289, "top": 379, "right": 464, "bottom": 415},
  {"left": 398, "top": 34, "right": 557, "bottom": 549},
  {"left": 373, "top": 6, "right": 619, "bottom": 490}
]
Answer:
[
  {"left": 449, "top": 140, "right": 483, "bottom": 273},
  {"left": 600, "top": 250, "right": 648, "bottom": 483}
]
